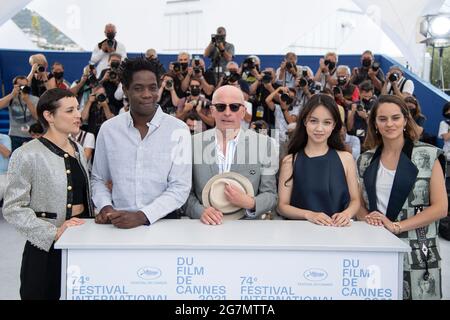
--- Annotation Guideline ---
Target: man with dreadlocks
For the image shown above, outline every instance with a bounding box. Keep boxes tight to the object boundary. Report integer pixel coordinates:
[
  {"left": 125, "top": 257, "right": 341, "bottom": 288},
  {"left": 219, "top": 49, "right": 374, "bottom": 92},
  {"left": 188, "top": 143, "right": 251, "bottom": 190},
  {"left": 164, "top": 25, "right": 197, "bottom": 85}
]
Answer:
[{"left": 92, "top": 57, "right": 192, "bottom": 229}]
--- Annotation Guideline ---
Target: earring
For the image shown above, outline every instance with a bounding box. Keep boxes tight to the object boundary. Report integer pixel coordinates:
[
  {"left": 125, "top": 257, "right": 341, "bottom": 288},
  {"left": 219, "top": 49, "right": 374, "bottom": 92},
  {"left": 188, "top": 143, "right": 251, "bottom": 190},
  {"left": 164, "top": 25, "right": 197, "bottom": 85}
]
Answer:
[
  {"left": 404, "top": 128, "right": 406, "bottom": 132},
  {"left": 375, "top": 128, "right": 379, "bottom": 134}
]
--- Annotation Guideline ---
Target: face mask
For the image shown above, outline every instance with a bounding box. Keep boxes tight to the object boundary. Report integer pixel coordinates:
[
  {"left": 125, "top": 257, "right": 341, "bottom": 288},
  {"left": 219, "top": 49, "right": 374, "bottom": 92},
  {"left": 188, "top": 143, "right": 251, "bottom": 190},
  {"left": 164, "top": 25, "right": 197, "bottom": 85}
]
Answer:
[
  {"left": 362, "top": 59, "right": 372, "bottom": 68},
  {"left": 106, "top": 32, "right": 116, "bottom": 40},
  {"left": 445, "top": 113, "right": 450, "bottom": 120},
  {"left": 190, "top": 87, "right": 201, "bottom": 96},
  {"left": 53, "top": 72, "right": 64, "bottom": 80},
  {"left": 337, "top": 77, "right": 347, "bottom": 86}
]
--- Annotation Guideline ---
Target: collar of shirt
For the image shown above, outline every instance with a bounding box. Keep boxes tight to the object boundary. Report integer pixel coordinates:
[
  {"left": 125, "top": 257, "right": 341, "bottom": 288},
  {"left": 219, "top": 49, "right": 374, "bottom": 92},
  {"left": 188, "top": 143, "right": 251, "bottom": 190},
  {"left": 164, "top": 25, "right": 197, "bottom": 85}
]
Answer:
[
  {"left": 125, "top": 105, "right": 164, "bottom": 130},
  {"left": 215, "top": 128, "right": 242, "bottom": 174}
]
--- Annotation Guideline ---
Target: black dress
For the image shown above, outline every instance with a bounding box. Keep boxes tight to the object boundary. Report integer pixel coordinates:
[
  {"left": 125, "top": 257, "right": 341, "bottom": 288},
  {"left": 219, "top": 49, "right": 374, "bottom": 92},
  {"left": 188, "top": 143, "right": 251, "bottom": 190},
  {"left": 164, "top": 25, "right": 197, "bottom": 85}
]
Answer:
[{"left": 290, "top": 148, "right": 350, "bottom": 217}]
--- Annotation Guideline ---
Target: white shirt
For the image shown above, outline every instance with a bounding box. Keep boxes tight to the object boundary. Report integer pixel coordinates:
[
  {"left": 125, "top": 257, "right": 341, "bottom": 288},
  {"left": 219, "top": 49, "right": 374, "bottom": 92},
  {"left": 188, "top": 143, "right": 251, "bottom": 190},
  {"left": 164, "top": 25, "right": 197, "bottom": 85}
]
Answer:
[
  {"left": 438, "top": 120, "right": 450, "bottom": 160},
  {"left": 89, "top": 40, "right": 127, "bottom": 76},
  {"left": 376, "top": 162, "right": 396, "bottom": 215},
  {"left": 240, "top": 101, "right": 253, "bottom": 129},
  {"left": 215, "top": 129, "right": 241, "bottom": 174},
  {"left": 386, "top": 77, "right": 414, "bottom": 96},
  {"left": 214, "top": 129, "right": 256, "bottom": 218},
  {"left": 91, "top": 107, "right": 192, "bottom": 224},
  {"left": 274, "top": 104, "right": 300, "bottom": 143}
]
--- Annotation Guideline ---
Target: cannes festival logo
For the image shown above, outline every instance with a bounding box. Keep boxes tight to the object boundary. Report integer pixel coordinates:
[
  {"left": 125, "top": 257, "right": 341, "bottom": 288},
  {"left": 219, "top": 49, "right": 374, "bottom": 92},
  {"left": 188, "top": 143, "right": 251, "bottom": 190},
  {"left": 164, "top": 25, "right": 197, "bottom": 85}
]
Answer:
[
  {"left": 137, "top": 267, "right": 162, "bottom": 280},
  {"left": 303, "top": 268, "right": 328, "bottom": 282}
]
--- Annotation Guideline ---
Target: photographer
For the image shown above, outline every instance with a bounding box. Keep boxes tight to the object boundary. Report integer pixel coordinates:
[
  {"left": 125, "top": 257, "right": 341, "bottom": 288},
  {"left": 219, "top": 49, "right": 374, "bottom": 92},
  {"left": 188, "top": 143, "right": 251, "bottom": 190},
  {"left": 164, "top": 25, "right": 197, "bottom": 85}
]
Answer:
[
  {"left": 265, "top": 86, "right": 300, "bottom": 159},
  {"left": 81, "top": 86, "right": 115, "bottom": 137},
  {"left": 158, "top": 73, "right": 180, "bottom": 116},
  {"left": 350, "top": 50, "right": 385, "bottom": 95},
  {"left": 98, "top": 53, "right": 124, "bottom": 115},
  {"left": 276, "top": 52, "right": 313, "bottom": 89},
  {"left": 314, "top": 52, "right": 338, "bottom": 89},
  {"left": 181, "top": 56, "right": 215, "bottom": 98},
  {"left": 250, "top": 120, "right": 269, "bottom": 136},
  {"left": 382, "top": 65, "right": 414, "bottom": 98},
  {"left": 204, "top": 26, "right": 234, "bottom": 77},
  {"left": 169, "top": 52, "right": 191, "bottom": 97},
  {"left": 70, "top": 64, "right": 99, "bottom": 114},
  {"left": 176, "top": 78, "right": 214, "bottom": 131},
  {"left": 249, "top": 68, "right": 280, "bottom": 129},
  {"left": 296, "top": 67, "right": 321, "bottom": 109},
  {"left": 145, "top": 49, "right": 166, "bottom": 77},
  {"left": 218, "top": 62, "right": 250, "bottom": 99},
  {"left": 241, "top": 55, "right": 262, "bottom": 86},
  {"left": 347, "top": 81, "right": 376, "bottom": 146},
  {"left": 334, "top": 65, "right": 360, "bottom": 109},
  {"left": 90, "top": 23, "right": 127, "bottom": 76},
  {"left": 0, "top": 76, "right": 38, "bottom": 151},
  {"left": 27, "top": 54, "right": 51, "bottom": 97},
  {"left": 47, "top": 62, "right": 71, "bottom": 90}
]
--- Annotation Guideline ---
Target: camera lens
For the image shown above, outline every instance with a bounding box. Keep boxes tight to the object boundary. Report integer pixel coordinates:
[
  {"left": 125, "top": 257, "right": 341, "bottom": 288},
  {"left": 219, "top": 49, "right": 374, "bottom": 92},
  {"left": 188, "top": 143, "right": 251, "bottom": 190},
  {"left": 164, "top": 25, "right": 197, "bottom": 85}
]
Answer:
[
  {"left": 96, "top": 93, "right": 107, "bottom": 103},
  {"left": 389, "top": 73, "right": 399, "bottom": 82},
  {"left": 20, "top": 85, "right": 31, "bottom": 95},
  {"left": 299, "top": 78, "right": 308, "bottom": 87},
  {"left": 37, "top": 65, "right": 45, "bottom": 73}
]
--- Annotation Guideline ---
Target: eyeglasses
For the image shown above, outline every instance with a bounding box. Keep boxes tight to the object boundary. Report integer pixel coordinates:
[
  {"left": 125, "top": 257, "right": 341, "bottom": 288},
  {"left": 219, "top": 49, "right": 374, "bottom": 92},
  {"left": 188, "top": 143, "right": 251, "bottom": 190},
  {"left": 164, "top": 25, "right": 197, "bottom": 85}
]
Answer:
[{"left": 213, "top": 103, "right": 242, "bottom": 112}]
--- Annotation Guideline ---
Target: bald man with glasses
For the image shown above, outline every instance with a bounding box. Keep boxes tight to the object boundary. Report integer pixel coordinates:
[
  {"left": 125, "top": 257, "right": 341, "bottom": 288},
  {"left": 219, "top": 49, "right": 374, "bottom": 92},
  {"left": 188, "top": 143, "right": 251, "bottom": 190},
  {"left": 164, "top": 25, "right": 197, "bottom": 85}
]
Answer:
[{"left": 184, "top": 85, "right": 279, "bottom": 224}]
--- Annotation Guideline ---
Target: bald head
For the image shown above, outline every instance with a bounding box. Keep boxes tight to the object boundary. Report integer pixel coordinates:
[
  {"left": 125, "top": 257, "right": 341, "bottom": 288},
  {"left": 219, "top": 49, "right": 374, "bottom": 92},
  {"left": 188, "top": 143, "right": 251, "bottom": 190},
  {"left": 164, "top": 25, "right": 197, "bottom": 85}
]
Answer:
[{"left": 212, "top": 85, "right": 245, "bottom": 106}]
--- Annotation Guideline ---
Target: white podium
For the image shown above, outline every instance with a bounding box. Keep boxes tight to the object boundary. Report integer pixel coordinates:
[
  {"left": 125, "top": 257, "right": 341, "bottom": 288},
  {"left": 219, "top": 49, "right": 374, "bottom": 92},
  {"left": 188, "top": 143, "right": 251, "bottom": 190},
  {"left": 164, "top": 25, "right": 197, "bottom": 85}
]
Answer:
[{"left": 55, "top": 219, "right": 410, "bottom": 300}]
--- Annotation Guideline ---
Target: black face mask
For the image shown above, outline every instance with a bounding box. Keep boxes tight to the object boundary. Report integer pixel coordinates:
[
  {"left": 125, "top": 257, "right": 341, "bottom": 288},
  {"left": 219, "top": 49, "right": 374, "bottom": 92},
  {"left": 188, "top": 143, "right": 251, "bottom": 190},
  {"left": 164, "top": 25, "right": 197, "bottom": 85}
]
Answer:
[
  {"left": 337, "top": 77, "right": 347, "bottom": 86},
  {"left": 53, "top": 72, "right": 64, "bottom": 80},
  {"left": 362, "top": 59, "right": 372, "bottom": 68},
  {"left": 444, "top": 113, "right": 450, "bottom": 120},
  {"left": 106, "top": 32, "right": 116, "bottom": 40},
  {"left": 190, "top": 87, "right": 201, "bottom": 96}
]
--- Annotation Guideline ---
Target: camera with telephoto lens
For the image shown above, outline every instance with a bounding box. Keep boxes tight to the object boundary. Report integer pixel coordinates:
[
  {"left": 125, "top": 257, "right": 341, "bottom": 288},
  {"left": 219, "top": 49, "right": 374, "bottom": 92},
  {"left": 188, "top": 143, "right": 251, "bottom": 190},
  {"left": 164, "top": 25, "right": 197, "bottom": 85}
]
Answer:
[
  {"left": 165, "top": 79, "right": 174, "bottom": 90},
  {"left": 193, "top": 67, "right": 202, "bottom": 75},
  {"left": 243, "top": 57, "right": 256, "bottom": 70},
  {"left": 223, "top": 71, "right": 241, "bottom": 84},
  {"left": 285, "top": 62, "right": 295, "bottom": 70},
  {"left": 96, "top": 93, "right": 107, "bottom": 103},
  {"left": 261, "top": 71, "right": 272, "bottom": 84},
  {"left": 372, "top": 61, "right": 380, "bottom": 72},
  {"left": 202, "top": 100, "right": 211, "bottom": 109},
  {"left": 357, "top": 104, "right": 364, "bottom": 112},
  {"left": 172, "top": 62, "right": 181, "bottom": 73},
  {"left": 211, "top": 34, "right": 225, "bottom": 45},
  {"left": 389, "top": 73, "right": 399, "bottom": 82},
  {"left": 20, "top": 85, "right": 31, "bottom": 95},
  {"left": 194, "top": 56, "right": 201, "bottom": 67},
  {"left": 37, "top": 65, "right": 45, "bottom": 73}
]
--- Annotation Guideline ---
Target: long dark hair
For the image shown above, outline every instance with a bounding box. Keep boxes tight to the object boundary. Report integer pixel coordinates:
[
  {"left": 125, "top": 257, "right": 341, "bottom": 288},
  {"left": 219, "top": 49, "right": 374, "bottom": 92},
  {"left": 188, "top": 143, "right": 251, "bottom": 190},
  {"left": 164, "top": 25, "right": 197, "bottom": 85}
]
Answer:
[
  {"left": 284, "top": 94, "right": 345, "bottom": 185},
  {"left": 287, "top": 94, "right": 345, "bottom": 155}
]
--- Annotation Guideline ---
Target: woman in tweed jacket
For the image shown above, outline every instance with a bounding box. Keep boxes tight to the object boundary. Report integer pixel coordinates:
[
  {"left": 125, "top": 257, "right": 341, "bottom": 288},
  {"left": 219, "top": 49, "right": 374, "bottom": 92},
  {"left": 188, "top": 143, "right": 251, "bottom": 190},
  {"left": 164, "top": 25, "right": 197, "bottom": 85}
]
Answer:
[{"left": 3, "top": 88, "right": 94, "bottom": 300}]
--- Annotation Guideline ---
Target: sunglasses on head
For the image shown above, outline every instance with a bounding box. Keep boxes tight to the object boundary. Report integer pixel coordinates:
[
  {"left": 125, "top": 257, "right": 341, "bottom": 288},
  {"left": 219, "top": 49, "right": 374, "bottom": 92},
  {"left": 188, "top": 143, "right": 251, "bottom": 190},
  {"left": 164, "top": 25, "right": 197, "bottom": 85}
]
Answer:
[{"left": 213, "top": 103, "right": 242, "bottom": 112}]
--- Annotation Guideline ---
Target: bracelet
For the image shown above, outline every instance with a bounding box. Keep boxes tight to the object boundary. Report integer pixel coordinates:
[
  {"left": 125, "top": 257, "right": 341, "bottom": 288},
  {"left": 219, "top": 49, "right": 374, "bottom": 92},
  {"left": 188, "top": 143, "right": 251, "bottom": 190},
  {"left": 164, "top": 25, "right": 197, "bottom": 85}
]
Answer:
[{"left": 392, "top": 222, "right": 402, "bottom": 234}]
